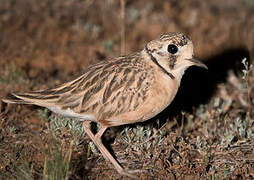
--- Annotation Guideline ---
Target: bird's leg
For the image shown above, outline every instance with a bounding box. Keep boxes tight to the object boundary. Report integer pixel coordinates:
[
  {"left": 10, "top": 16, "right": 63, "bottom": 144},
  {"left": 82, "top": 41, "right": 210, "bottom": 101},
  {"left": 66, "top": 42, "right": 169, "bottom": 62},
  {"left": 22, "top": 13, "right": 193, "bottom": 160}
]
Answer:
[{"left": 82, "top": 121, "right": 137, "bottom": 178}]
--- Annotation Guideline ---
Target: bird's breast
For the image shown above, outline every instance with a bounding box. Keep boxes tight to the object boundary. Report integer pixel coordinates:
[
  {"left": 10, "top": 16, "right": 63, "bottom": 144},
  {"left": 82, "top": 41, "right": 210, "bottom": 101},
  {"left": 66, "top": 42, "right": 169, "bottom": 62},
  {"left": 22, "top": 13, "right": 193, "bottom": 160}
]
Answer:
[{"left": 139, "top": 71, "right": 179, "bottom": 121}]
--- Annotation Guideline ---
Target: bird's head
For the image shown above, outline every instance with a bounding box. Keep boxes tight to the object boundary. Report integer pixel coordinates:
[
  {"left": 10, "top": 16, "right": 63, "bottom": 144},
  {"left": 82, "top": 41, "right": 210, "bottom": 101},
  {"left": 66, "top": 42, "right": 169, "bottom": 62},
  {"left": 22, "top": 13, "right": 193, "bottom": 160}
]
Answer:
[{"left": 145, "top": 32, "right": 207, "bottom": 82}]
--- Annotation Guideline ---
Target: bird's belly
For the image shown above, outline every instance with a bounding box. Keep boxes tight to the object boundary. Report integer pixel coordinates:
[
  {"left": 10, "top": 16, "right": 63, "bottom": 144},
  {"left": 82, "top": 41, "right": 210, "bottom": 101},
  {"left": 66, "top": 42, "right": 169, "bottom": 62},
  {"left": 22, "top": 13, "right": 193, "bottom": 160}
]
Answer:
[
  {"left": 108, "top": 76, "right": 178, "bottom": 126},
  {"left": 48, "top": 106, "right": 96, "bottom": 121}
]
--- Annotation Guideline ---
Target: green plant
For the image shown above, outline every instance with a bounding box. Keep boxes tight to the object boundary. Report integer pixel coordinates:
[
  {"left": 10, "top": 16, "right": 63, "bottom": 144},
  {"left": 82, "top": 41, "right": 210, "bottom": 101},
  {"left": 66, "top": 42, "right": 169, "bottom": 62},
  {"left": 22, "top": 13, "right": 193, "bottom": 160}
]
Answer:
[
  {"left": 37, "top": 109, "right": 85, "bottom": 138},
  {"left": 43, "top": 134, "right": 73, "bottom": 180}
]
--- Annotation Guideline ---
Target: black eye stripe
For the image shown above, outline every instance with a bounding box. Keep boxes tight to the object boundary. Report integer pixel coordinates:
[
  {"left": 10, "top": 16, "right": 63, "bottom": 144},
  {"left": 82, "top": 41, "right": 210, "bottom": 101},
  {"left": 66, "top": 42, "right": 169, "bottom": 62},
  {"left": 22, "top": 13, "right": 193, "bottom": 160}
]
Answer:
[{"left": 167, "top": 44, "right": 178, "bottom": 54}]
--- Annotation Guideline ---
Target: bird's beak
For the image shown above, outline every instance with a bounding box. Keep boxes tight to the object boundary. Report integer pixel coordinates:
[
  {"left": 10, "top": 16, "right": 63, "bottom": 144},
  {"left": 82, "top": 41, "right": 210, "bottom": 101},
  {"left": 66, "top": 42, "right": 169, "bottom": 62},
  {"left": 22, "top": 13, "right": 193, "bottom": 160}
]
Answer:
[{"left": 187, "top": 57, "right": 208, "bottom": 69}]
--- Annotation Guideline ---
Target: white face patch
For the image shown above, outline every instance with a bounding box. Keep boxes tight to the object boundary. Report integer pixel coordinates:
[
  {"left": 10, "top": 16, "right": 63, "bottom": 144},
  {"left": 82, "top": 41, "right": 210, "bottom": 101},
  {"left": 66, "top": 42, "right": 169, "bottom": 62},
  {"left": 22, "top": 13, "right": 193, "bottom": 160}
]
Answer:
[{"left": 48, "top": 106, "right": 96, "bottom": 121}]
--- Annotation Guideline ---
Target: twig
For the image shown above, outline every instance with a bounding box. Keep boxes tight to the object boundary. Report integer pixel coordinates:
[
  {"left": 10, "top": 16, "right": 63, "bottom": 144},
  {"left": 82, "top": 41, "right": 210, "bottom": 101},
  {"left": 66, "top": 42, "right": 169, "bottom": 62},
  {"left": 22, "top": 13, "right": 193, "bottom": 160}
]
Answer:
[{"left": 120, "top": 0, "right": 126, "bottom": 55}]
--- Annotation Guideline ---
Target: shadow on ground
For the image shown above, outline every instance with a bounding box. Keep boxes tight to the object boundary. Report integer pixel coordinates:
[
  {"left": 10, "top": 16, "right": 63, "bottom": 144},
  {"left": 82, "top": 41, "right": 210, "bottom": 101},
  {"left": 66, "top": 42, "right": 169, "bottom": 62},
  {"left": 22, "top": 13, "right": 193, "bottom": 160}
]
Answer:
[{"left": 168, "top": 47, "right": 250, "bottom": 116}]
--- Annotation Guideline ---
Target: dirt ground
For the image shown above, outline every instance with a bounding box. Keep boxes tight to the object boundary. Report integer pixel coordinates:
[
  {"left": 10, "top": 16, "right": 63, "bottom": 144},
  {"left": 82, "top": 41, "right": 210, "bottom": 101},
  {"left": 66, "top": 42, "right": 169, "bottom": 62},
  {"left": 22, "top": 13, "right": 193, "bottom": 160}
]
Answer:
[{"left": 0, "top": 0, "right": 254, "bottom": 179}]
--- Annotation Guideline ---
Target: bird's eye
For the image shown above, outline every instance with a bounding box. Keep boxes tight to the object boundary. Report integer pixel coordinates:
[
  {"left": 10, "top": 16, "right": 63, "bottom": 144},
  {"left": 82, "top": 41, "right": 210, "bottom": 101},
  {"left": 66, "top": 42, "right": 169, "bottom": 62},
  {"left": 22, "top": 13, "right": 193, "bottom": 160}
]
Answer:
[{"left": 167, "top": 44, "right": 178, "bottom": 54}]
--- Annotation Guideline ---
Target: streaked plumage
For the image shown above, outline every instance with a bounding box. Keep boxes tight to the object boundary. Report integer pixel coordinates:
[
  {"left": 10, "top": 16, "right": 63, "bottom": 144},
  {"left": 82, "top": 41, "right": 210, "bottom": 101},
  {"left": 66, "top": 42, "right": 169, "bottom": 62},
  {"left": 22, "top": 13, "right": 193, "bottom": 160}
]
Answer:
[{"left": 2, "top": 32, "right": 207, "bottom": 177}]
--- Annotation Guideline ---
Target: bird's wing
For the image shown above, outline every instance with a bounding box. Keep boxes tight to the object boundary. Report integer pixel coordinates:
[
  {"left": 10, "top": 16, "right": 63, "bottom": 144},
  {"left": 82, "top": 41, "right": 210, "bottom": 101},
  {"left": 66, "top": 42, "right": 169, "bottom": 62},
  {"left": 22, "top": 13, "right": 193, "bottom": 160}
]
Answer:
[{"left": 76, "top": 54, "right": 155, "bottom": 125}]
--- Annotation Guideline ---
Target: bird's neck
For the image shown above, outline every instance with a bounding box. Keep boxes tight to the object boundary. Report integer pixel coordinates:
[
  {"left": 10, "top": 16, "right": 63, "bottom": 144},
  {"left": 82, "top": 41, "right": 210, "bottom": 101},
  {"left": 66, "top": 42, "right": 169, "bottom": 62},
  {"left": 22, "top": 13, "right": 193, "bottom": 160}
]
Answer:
[
  {"left": 170, "top": 66, "right": 189, "bottom": 85},
  {"left": 142, "top": 49, "right": 188, "bottom": 86},
  {"left": 142, "top": 49, "right": 175, "bottom": 79}
]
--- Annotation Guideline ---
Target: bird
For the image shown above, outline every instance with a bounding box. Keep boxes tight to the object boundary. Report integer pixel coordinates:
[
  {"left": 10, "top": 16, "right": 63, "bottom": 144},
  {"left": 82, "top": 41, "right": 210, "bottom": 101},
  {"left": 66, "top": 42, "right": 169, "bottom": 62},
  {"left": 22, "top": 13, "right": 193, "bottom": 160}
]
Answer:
[{"left": 2, "top": 32, "right": 207, "bottom": 177}]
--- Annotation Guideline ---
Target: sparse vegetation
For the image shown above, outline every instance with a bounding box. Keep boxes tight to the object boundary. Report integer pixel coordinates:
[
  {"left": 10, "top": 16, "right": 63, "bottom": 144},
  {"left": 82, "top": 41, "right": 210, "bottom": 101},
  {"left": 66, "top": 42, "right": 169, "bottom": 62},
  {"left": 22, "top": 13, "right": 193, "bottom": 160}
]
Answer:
[
  {"left": 38, "top": 109, "right": 85, "bottom": 139},
  {"left": 0, "top": 64, "right": 28, "bottom": 84}
]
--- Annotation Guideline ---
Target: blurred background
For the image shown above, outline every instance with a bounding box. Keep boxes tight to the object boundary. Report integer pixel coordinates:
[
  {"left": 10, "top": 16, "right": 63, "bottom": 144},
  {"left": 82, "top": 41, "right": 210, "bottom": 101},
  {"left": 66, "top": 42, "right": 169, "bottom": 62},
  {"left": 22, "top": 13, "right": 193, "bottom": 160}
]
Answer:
[{"left": 0, "top": 0, "right": 254, "bottom": 179}]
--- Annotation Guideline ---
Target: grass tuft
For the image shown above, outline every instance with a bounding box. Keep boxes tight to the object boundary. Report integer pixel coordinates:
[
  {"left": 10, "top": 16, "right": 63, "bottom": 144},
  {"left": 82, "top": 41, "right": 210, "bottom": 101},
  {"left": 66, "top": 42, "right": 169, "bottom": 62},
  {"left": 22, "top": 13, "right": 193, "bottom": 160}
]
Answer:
[{"left": 43, "top": 134, "right": 73, "bottom": 180}]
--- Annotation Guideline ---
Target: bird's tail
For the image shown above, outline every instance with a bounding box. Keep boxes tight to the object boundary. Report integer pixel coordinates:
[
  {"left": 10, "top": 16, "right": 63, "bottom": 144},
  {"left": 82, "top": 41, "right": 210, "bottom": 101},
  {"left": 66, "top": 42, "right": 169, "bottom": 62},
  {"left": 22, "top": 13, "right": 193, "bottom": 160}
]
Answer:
[
  {"left": 2, "top": 90, "right": 60, "bottom": 106},
  {"left": 2, "top": 93, "right": 34, "bottom": 104}
]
